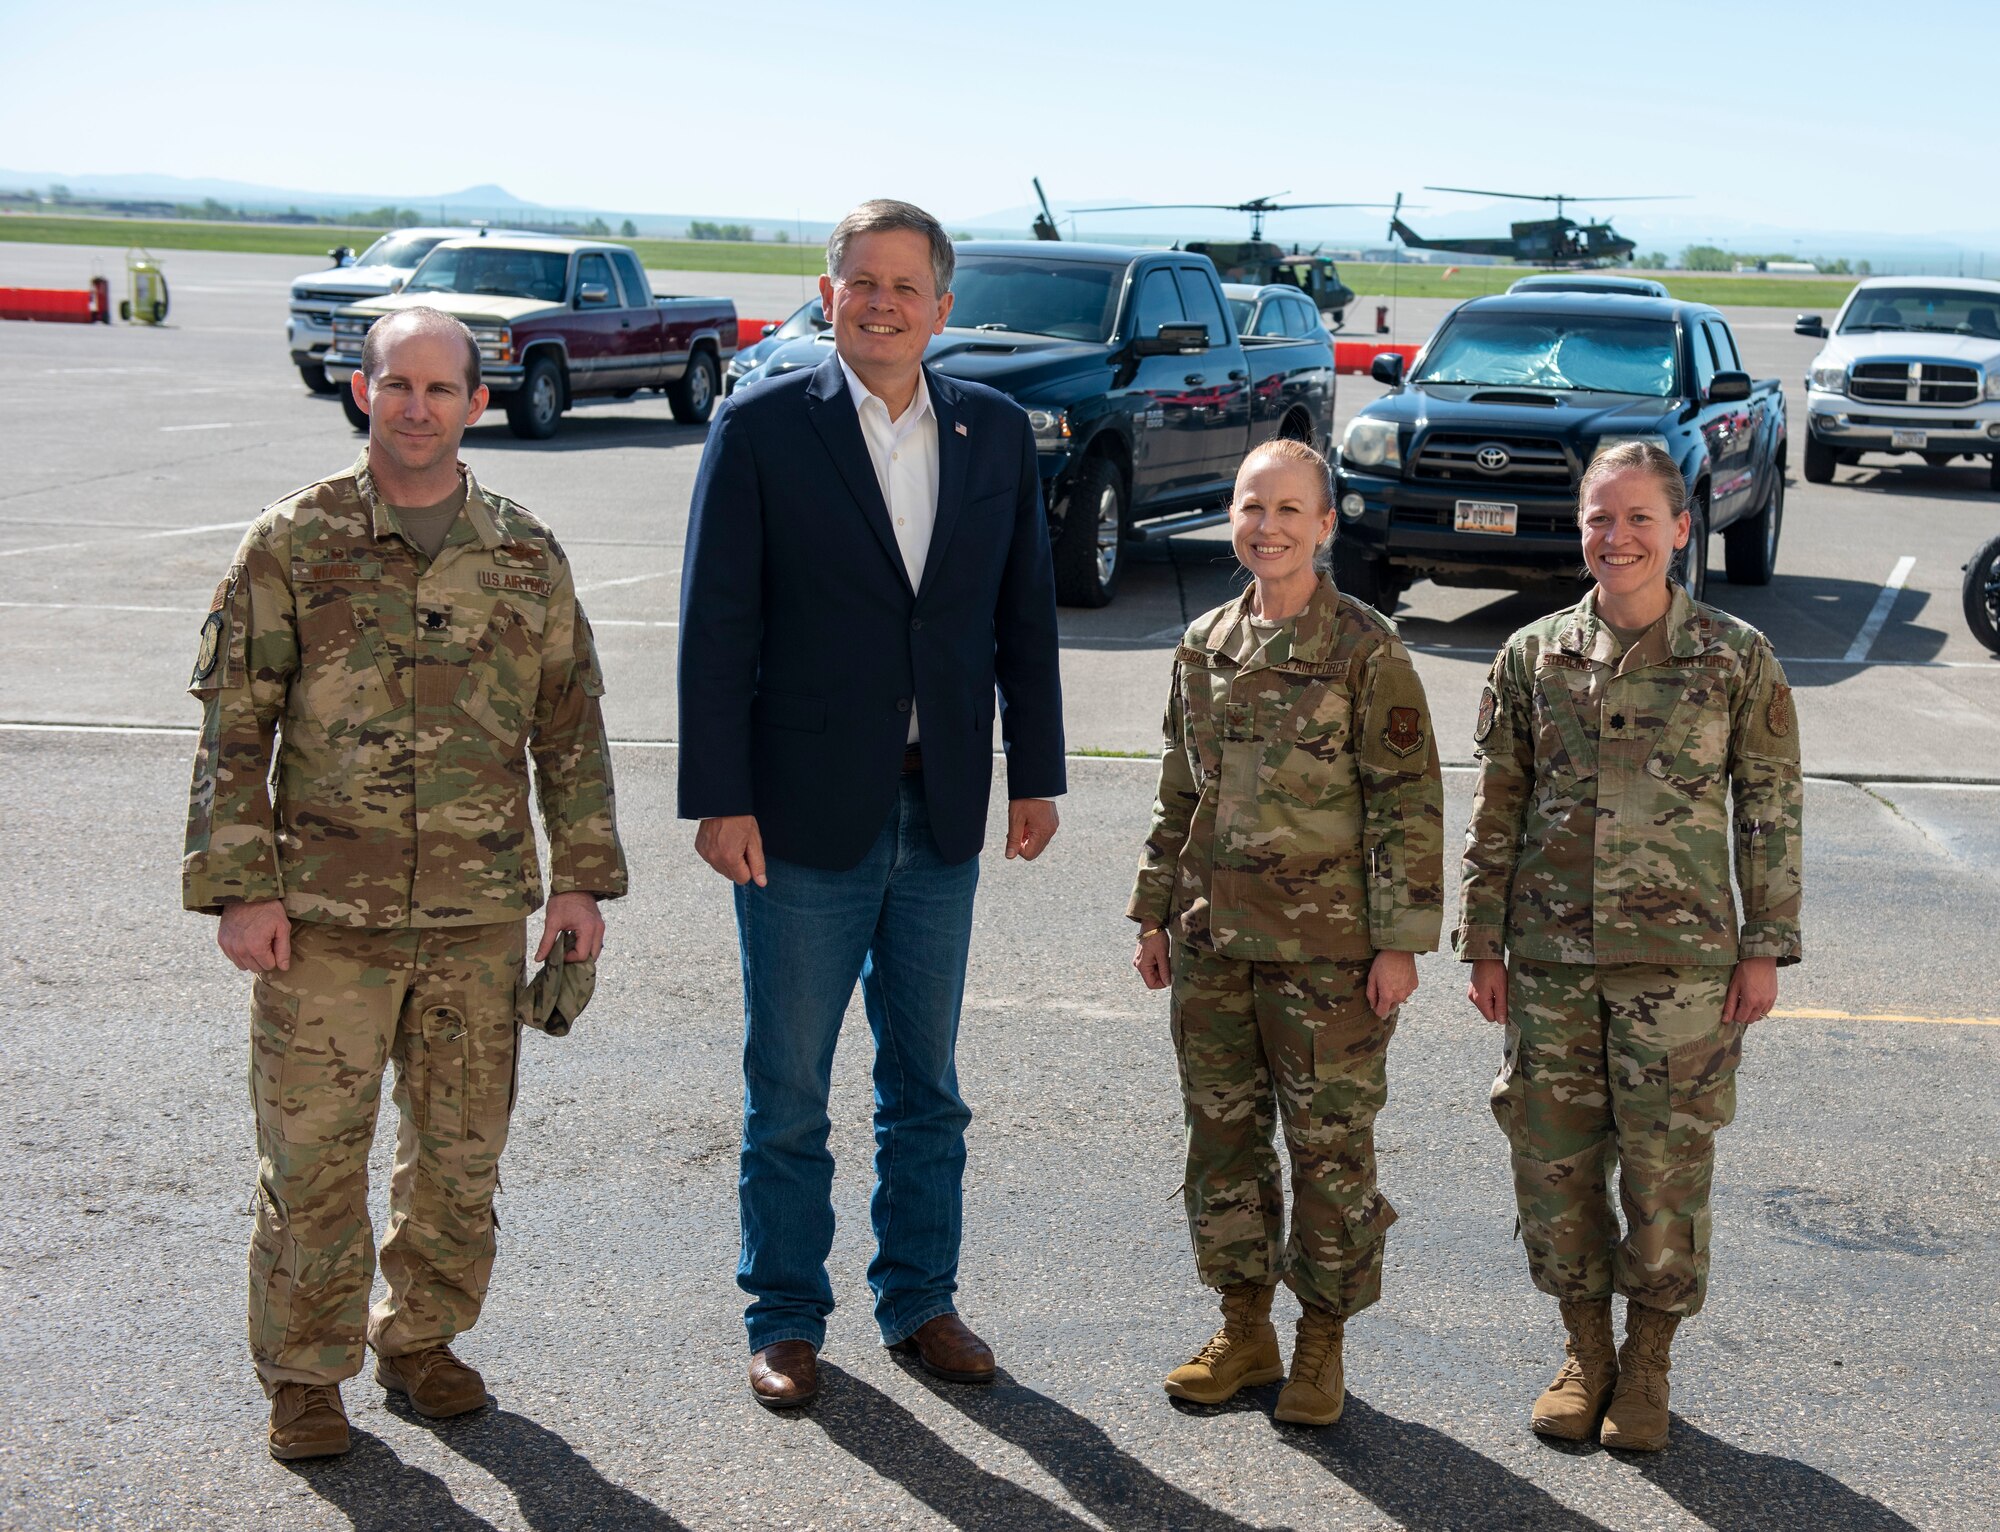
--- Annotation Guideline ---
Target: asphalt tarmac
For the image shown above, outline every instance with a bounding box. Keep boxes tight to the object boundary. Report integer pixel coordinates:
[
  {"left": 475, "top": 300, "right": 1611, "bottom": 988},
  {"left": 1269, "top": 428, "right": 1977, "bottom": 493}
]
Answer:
[{"left": 2, "top": 245, "right": 1996, "bottom": 1531}]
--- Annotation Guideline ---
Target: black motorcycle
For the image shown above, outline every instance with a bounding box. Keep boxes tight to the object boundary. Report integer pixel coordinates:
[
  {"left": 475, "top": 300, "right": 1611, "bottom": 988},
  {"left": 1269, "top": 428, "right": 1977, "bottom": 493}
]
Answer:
[{"left": 1965, "top": 533, "right": 2000, "bottom": 654}]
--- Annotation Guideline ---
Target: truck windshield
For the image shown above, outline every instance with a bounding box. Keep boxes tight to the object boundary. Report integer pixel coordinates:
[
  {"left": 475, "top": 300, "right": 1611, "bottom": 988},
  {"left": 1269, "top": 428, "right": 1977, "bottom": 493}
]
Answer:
[
  {"left": 947, "top": 256, "right": 1125, "bottom": 341},
  {"left": 405, "top": 247, "right": 570, "bottom": 302},
  {"left": 354, "top": 234, "right": 449, "bottom": 269},
  {"left": 1415, "top": 315, "right": 1681, "bottom": 396},
  {"left": 1839, "top": 288, "right": 2000, "bottom": 337}
]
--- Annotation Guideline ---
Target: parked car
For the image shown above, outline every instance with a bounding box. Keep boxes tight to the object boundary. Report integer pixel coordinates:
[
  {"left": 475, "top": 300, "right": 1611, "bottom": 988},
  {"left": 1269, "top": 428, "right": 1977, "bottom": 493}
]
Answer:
[
  {"left": 740, "top": 241, "right": 1337, "bottom": 605},
  {"left": 725, "top": 296, "right": 825, "bottom": 394},
  {"left": 1507, "top": 272, "right": 1672, "bottom": 299},
  {"left": 323, "top": 237, "right": 737, "bottom": 438},
  {"left": 287, "top": 226, "right": 537, "bottom": 394},
  {"left": 1795, "top": 276, "right": 2000, "bottom": 489},
  {"left": 1222, "top": 282, "right": 1334, "bottom": 344},
  {"left": 1334, "top": 292, "right": 1787, "bottom": 608}
]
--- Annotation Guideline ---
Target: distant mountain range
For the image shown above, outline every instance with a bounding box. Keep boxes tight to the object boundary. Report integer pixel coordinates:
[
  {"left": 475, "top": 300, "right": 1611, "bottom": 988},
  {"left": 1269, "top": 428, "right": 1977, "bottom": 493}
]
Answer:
[{"left": 7, "top": 170, "right": 1998, "bottom": 271}]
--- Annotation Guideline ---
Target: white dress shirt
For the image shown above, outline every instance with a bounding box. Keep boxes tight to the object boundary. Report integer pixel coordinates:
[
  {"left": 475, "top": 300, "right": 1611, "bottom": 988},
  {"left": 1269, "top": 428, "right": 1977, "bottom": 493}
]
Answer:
[{"left": 839, "top": 352, "right": 940, "bottom": 742}]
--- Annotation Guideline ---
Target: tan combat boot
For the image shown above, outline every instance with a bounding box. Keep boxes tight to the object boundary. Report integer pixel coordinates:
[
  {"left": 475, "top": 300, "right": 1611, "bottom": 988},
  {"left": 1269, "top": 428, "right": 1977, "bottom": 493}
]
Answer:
[
  {"left": 268, "top": 1382, "right": 351, "bottom": 1461},
  {"left": 376, "top": 1344, "right": 489, "bottom": 1419},
  {"left": 1531, "top": 1297, "right": 1618, "bottom": 1441},
  {"left": 1600, "top": 1304, "right": 1680, "bottom": 1451},
  {"left": 1164, "top": 1282, "right": 1282, "bottom": 1404},
  {"left": 1274, "top": 1304, "right": 1345, "bottom": 1427}
]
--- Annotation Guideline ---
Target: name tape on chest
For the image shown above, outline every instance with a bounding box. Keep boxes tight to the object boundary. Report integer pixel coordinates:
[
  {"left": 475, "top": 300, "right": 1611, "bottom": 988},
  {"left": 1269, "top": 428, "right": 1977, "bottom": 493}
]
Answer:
[
  {"left": 1539, "top": 652, "right": 1596, "bottom": 673},
  {"left": 479, "top": 570, "right": 555, "bottom": 598}
]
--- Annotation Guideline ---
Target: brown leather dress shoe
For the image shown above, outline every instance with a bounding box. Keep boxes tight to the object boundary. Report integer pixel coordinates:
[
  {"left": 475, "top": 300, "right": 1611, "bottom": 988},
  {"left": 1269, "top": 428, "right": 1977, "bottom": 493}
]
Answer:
[
  {"left": 889, "top": 1314, "right": 996, "bottom": 1384},
  {"left": 749, "top": 1341, "right": 820, "bottom": 1410},
  {"left": 375, "top": 1344, "right": 489, "bottom": 1419},
  {"left": 268, "top": 1382, "right": 351, "bottom": 1461}
]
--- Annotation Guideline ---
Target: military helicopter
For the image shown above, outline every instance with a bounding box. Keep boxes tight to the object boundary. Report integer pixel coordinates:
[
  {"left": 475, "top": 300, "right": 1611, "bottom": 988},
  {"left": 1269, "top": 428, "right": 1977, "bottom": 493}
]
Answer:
[
  {"left": 1050, "top": 191, "right": 1397, "bottom": 327},
  {"left": 1388, "top": 187, "right": 1684, "bottom": 267}
]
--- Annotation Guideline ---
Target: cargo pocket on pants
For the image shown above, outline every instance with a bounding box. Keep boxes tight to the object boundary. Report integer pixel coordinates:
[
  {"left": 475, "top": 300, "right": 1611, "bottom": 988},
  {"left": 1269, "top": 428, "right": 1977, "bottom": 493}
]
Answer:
[
  {"left": 1665, "top": 1021, "right": 1744, "bottom": 1160},
  {"left": 420, "top": 1002, "right": 471, "bottom": 1140}
]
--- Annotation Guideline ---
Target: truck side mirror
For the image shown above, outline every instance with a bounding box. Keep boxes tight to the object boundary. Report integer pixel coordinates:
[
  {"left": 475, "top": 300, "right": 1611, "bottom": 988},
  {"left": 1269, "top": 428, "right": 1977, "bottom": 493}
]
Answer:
[
  {"left": 388, "top": 277, "right": 406, "bottom": 293},
  {"left": 760, "top": 322, "right": 778, "bottom": 338},
  {"left": 1794, "top": 314, "right": 1827, "bottom": 338},
  {"left": 1133, "top": 321, "right": 1211, "bottom": 357},
  {"left": 1708, "top": 370, "right": 1752, "bottom": 403},
  {"left": 328, "top": 246, "right": 354, "bottom": 268},
  {"left": 1370, "top": 352, "right": 1406, "bottom": 387},
  {"left": 577, "top": 282, "right": 612, "bottom": 308}
]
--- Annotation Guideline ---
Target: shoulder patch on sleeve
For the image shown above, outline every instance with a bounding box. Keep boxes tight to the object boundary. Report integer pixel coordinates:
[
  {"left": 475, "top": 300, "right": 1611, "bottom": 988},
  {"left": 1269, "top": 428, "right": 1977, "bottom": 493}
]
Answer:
[
  {"left": 1383, "top": 706, "right": 1424, "bottom": 758},
  {"left": 191, "top": 610, "right": 225, "bottom": 687},
  {"left": 1475, "top": 685, "right": 1498, "bottom": 744},
  {"left": 1766, "top": 683, "right": 1793, "bottom": 738}
]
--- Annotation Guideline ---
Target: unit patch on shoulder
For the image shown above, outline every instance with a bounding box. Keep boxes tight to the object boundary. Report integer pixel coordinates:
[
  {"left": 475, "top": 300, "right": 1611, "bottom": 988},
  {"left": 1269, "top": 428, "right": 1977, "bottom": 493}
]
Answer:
[
  {"left": 1383, "top": 706, "right": 1425, "bottom": 758},
  {"left": 1766, "top": 683, "right": 1794, "bottom": 738},
  {"left": 1475, "top": 685, "right": 1497, "bottom": 744},
  {"left": 192, "top": 610, "right": 225, "bottom": 686}
]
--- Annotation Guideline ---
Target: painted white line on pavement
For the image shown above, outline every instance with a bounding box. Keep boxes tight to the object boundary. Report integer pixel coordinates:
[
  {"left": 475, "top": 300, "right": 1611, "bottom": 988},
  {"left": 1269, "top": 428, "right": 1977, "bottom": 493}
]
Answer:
[
  {"left": 578, "top": 567, "right": 679, "bottom": 593},
  {"left": 0, "top": 518, "right": 250, "bottom": 560},
  {"left": 591, "top": 618, "right": 679, "bottom": 629},
  {"left": 1845, "top": 555, "right": 1916, "bottom": 663},
  {"left": 0, "top": 600, "right": 204, "bottom": 616},
  {"left": 158, "top": 422, "right": 239, "bottom": 433}
]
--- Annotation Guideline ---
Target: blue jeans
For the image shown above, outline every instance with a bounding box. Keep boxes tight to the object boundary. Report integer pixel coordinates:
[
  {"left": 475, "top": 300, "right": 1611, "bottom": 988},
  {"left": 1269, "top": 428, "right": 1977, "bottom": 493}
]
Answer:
[{"left": 734, "top": 778, "right": 980, "bottom": 1353}]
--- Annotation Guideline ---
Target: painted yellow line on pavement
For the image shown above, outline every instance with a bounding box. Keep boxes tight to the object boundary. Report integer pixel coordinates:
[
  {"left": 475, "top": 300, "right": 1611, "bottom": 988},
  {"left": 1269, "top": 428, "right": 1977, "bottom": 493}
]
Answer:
[{"left": 1774, "top": 1007, "right": 2000, "bottom": 1028}]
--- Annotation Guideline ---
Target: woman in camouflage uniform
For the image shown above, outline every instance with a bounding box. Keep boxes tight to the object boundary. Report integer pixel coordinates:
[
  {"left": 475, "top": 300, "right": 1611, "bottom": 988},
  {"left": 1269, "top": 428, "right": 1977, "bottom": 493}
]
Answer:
[
  {"left": 1129, "top": 439, "right": 1444, "bottom": 1427},
  {"left": 1460, "top": 442, "right": 1803, "bottom": 1451}
]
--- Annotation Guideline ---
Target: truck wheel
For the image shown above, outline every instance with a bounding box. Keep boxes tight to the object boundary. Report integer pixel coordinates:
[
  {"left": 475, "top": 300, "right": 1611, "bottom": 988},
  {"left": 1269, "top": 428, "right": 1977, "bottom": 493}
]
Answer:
[
  {"left": 1331, "top": 536, "right": 1399, "bottom": 613},
  {"left": 1672, "top": 495, "right": 1709, "bottom": 600},
  {"left": 1278, "top": 409, "right": 1315, "bottom": 445},
  {"left": 299, "top": 362, "right": 338, "bottom": 396},
  {"left": 1802, "top": 432, "right": 1836, "bottom": 484},
  {"left": 668, "top": 350, "right": 718, "bottom": 424},
  {"left": 340, "top": 384, "right": 369, "bottom": 434},
  {"left": 1051, "top": 456, "right": 1125, "bottom": 607},
  {"left": 506, "top": 357, "right": 564, "bottom": 440},
  {"left": 1963, "top": 532, "right": 2000, "bottom": 654},
  {"left": 1723, "top": 472, "right": 1783, "bottom": 586}
]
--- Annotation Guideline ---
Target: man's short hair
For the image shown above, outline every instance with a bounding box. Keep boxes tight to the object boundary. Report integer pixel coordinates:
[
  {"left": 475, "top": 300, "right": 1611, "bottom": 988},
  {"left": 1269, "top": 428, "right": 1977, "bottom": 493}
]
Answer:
[
  {"left": 826, "top": 200, "right": 955, "bottom": 298},
  {"left": 361, "top": 306, "right": 482, "bottom": 394}
]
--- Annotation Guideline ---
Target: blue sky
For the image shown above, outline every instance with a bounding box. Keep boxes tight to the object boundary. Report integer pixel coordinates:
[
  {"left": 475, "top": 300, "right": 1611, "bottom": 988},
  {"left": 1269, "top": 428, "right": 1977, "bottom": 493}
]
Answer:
[{"left": 6, "top": 0, "right": 1996, "bottom": 244}]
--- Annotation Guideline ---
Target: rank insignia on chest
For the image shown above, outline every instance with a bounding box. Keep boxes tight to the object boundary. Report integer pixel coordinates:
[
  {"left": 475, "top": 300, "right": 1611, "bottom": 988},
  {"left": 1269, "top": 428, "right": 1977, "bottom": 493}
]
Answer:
[
  {"left": 1383, "top": 706, "right": 1425, "bottom": 757},
  {"left": 1767, "top": 683, "right": 1794, "bottom": 737},
  {"left": 1475, "top": 686, "right": 1497, "bottom": 744},
  {"left": 191, "top": 610, "right": 224, "bottom": 685}
]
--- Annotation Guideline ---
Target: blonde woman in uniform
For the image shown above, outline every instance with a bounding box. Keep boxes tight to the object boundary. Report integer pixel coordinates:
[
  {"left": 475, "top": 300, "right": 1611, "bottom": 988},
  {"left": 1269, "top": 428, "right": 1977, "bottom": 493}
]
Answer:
[
  {"left": 1129, "top": 438, "right": 1443, "bottom": 1427},
  {"left": 1459, "top": 442, "right": 1803, "bottom": 1451}
]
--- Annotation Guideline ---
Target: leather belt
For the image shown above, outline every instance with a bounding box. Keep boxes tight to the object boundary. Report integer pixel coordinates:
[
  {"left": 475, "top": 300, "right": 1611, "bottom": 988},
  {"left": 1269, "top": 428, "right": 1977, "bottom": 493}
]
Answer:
[{"left": 901, "top": 744, "right": 924, "bottom": 775}]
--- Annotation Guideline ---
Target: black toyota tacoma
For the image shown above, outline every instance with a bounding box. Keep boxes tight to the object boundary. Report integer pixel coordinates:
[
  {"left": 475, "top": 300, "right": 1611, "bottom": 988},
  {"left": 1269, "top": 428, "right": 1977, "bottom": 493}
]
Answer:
[
  {"left": 742, "top": 241, "right": 1337, "bottom": 606},
  {"left": 1332, "top": 293, "right": 1787, "bottom": 608}
]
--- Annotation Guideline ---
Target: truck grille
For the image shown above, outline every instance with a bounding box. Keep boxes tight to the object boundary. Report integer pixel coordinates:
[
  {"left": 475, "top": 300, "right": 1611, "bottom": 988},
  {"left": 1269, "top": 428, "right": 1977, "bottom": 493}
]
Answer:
[
  {"left": 294, "top": 288, "right": 365, "bottom": 306},
  {"left": 1412, "top": 433, "right": 1573, "bottom": 487},
  {"left": 1848, "top": 361, "right": 1980, "bottom": 406}
]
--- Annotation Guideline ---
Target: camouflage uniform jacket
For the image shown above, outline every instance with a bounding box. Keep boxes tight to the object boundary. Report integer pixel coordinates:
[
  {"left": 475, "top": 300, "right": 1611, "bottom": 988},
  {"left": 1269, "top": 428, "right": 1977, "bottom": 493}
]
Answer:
[
  {"left": 1128, "top": 575, "right": 1445, "bottom": 962},
  {"left": 182, "top": 456, "right": 628, "bottom": 927},
  {"left": 1456, "top": 584, "right": 1801, "bottom": 968}
]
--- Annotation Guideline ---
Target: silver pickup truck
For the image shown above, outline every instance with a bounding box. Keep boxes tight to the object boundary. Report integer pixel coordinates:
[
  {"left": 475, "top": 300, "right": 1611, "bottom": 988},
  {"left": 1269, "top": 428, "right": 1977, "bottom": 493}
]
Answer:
[{"left": 1797, "top": 276, "right": 2000, "bottom": 489}]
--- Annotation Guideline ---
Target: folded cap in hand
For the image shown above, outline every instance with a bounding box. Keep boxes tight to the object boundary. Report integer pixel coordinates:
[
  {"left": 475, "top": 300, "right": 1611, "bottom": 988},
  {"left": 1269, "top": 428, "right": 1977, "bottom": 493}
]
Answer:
[{"left": 523, "top": 935, "right": 596, "bottom": 1038}]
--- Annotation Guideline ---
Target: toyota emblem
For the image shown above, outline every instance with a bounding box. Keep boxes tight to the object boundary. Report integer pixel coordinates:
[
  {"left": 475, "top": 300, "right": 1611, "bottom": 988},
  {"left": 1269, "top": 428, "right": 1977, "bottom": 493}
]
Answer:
[{"left": 1475, "top": 444, "right": 1511, "bottom": 472}]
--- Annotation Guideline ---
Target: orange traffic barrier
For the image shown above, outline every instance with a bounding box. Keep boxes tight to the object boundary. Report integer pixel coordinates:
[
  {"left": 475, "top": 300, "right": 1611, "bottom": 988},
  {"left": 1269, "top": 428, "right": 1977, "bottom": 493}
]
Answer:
[
  {"left": 736, "top": 317, "right": 774, "bottom": 349},
  {"left": 1, "top": 281, "right": 110, "bottom": 323},
  {"left": 1334, "top": 340, "right": 1420, "bottom": 375}
]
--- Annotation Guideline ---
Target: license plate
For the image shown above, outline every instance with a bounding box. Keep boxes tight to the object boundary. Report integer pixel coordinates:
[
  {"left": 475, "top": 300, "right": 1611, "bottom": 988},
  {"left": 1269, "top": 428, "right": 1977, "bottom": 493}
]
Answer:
[
  {"left": 1891, "top": 429, "right": 1928, "bottom": 449},
  {"left": 1455, "top": 500, "right": 1518, "bottom": 535}
]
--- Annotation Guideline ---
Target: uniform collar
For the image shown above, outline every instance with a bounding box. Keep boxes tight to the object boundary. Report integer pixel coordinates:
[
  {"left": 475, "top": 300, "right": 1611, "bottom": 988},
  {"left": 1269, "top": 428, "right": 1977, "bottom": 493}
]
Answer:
[
  {"left": 1205, "top": 573, "right": 1344, "bottom": 672},
  {"left": 353, "top": 453, "right": 502, "bottom": 551},
  {"left": 1564, "top": 582, "right": 1707, "bottom": 667}
]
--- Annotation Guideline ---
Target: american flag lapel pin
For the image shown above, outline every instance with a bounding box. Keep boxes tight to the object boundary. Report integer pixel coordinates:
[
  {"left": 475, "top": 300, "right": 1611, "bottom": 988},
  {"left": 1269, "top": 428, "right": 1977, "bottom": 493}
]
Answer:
[{"left": 955, "top": 422, "right": 968, "bottom": 436}]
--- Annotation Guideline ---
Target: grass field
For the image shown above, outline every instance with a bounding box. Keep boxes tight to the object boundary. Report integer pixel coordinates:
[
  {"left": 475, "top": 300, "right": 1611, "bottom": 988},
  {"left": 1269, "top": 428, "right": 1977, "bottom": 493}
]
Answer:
[{"left": 2, "top": 212, "right": 1861, "bottom": 309}]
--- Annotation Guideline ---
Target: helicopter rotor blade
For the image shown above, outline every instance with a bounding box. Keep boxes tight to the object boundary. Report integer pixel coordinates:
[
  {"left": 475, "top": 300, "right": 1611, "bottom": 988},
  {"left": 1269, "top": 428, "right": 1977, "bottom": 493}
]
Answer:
[
  {"left": 1033, "top": 177, "right": 1056, "bottom": 224},
  {"left": 1423, "top": 185, "right": 1686, "bottom": 204}
]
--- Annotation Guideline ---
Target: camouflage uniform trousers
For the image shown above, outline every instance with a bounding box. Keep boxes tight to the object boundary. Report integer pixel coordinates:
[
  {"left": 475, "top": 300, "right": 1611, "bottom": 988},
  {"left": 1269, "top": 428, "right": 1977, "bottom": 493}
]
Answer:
[
  {"left": 247, "top": 918, "right": 525, "bottom": 1394},
  {"left": 1491, "top": 958, "right": 1743, "bottom": 1318},
  {"left": 1171, "top": 942, "right": 1398, "bottom": 1317}
]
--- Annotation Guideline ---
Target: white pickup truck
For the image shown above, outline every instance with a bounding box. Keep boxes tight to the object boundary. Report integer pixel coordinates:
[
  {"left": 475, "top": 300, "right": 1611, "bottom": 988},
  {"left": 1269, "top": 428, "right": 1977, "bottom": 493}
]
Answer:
[{"left": 1796, "top": 276, "right": 2000, "bottom": 489}]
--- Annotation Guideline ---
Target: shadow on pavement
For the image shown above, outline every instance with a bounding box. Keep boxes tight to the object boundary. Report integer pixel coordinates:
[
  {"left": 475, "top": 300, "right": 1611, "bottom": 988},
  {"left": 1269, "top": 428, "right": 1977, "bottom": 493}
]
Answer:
[
  {"left": 1629, "top": 1418, "right": 1920, "bottom": 1531},
  {"left": 280, "top": 1426, "right": 500, "bottom": 1531},
  {"left": 400, "top": 1399, "right": 694, "bottom": 1530},
  {"left": 809, "top": 1362, "right": 1103, "bottom": 1531},
  {"left": 906, "top": 1362, "right": 1290, "bottom": 1532},
  {"left": 1276, "top": 1394, "right": 1614, "bottom": 1532}
]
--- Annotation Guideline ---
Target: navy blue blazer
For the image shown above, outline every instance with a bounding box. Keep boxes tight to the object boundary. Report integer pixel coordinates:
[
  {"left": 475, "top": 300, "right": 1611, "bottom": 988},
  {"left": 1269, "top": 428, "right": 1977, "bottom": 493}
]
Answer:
[{"left": 677, "top": 354, "right": 1067, "bottom": 870}]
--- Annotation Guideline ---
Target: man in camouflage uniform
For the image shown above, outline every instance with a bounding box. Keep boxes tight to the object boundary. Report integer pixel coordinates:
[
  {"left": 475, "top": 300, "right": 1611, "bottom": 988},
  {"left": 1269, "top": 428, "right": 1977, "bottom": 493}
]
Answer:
[
  {"left": 182, "top": 307, "right": 627, "bottom": 1460},
  {"left": 1459, "top": 578, "right": 1801, "bottom": 1449},
  {"left": 1130, "top": 555, "right": 1443, "bottom": 1426}
]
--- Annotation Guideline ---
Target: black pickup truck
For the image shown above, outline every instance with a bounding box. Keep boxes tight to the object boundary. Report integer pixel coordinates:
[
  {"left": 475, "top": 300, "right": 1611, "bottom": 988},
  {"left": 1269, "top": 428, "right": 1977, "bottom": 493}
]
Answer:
[
  {"left": 1332, "top": 293, "right": 1787, "bottom": 608},
  {"left": 743, "top": 240, "right": 1337, "bottom": 605}
]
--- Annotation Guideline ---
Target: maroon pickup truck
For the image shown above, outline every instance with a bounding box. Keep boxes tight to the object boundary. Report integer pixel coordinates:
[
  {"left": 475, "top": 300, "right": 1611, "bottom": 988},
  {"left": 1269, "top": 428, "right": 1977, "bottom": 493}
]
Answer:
[{"left": 326, "top": 237, "right": 737, "bottom": 439}]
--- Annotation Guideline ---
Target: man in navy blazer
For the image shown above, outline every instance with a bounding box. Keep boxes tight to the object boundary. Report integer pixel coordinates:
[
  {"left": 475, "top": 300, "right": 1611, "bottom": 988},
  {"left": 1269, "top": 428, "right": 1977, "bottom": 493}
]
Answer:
[{"left": 678, "top": 200, "right": 1066, "bottom": 1409}]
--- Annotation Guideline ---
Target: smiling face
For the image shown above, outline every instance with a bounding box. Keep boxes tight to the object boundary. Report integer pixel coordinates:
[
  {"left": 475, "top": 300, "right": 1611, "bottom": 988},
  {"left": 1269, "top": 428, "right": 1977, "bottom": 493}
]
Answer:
[
  {"left": 1579, "top": 464, "right": 1689, "bottom": 598},
  {"left": 355, "top": 316, "right": 487, "bottom": 477},
  {"left": 1230, "top": 451, "right": 1335, "bottom": 595},
  {"left": 818, "top": 228, "right": 953, "bottom": 385}
]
